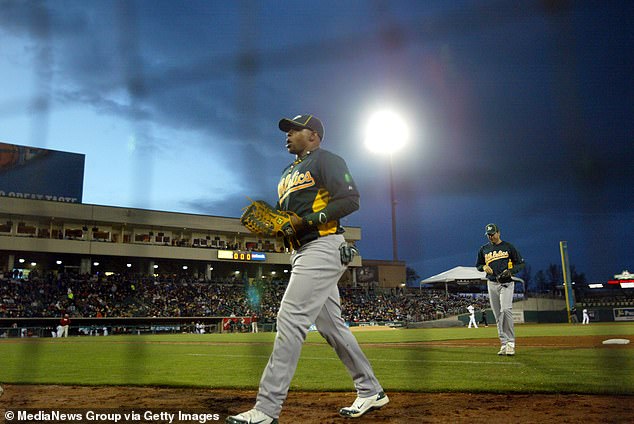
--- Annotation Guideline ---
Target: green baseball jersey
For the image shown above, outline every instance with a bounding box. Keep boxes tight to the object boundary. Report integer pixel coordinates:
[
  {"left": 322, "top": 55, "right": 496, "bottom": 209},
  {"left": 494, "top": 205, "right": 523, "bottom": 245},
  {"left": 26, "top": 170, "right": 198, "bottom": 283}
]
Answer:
[
  {"left": 476, "top": 240, "right": 525, "bottom": 282},
  {"left": 276, "top": 148, "right": 359, "bottom": 246}
]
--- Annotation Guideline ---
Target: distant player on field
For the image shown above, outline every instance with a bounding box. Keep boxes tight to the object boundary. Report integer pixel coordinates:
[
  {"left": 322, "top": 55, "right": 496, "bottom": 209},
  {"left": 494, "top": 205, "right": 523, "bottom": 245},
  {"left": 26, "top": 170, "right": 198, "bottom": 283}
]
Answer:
[
  {"left": 582, "top": 308, "right": 590, "bottom": 325},
  {"left": 467, "top": 304, "right": 478, "bottom": 328}
]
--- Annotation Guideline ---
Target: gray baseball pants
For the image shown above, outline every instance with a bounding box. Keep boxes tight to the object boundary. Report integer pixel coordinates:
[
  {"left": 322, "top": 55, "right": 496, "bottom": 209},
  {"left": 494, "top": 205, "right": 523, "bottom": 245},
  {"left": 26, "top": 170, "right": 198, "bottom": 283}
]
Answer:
[
  {"left": 487, "top": 281, "right": 515, "bottom": 346},
  {"left": 255, "top": 234, "right": 383, "bottom": 419}
]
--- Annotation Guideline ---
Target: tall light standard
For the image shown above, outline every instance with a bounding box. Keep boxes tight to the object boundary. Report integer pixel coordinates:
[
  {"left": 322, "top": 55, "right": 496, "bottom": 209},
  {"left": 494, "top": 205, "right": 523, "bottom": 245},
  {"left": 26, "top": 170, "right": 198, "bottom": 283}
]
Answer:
[{"left": 365, "top": 110, "right": 409, "bottom": 262}]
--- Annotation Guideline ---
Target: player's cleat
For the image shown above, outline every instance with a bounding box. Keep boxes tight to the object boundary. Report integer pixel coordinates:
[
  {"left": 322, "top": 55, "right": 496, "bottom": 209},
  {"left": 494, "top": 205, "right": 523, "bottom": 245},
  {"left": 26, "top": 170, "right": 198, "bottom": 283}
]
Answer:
[
  {"left": 505, "top": 342, "right": 515, "bottom": 356},
  {"left": 0, "top": 385, "right": 4, "bottom": 397},
  {"left": 226, "top": 408, "right": 277, "bottom": 424},
  {"left": 339, "top": 391, "right": 389, "bottom": 418},
  {"left": 497, "top": 345, "right": 507, "bottom": 355}
]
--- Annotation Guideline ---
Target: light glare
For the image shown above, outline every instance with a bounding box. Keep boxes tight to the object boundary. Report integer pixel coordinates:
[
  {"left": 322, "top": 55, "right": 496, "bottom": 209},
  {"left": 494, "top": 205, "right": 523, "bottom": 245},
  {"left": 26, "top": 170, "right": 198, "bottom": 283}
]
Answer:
[{"left": 365, "top": 110, "right": 409, "bottom": 154}]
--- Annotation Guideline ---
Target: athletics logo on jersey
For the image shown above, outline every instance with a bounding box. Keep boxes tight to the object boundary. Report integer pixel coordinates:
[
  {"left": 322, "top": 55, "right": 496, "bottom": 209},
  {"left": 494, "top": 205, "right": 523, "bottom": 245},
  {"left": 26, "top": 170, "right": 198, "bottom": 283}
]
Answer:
[
  {"left": 278, "top": 170, "right": 315, "bottom": 202},
  {"left": 485, "top": 250, "right": 510, "bottom": 265}
]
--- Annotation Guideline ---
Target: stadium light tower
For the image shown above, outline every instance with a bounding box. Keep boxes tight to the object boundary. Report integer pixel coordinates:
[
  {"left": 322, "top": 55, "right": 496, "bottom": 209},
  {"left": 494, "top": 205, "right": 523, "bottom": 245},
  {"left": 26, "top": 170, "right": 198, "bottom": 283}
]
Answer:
[{"left": 365, "top": 110, "right": 409, "bottom": 262}]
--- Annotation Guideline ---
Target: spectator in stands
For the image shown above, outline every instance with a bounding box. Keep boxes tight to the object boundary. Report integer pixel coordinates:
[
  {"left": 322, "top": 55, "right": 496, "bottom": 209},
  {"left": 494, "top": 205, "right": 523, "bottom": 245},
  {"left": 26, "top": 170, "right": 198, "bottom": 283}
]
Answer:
[{"left": 1, "top": 273, "right": 523, "bottom": 329}]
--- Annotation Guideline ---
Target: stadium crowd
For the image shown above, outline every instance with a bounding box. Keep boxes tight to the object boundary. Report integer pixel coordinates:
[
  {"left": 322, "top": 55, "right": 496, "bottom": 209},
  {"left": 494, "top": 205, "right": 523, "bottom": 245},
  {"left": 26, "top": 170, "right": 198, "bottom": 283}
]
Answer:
[{"left": 0, "top": 272, "right": 490, "bottom": 323}]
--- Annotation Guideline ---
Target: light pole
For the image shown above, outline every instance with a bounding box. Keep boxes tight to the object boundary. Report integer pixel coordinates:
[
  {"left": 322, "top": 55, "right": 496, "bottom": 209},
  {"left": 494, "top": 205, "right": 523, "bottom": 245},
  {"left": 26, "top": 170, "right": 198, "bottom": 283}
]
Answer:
[
  {"left": 388, "top": 153, "right": 398, "bottom": 261},
  {"left": 365, "top": 110, "right": 409, "bottom": 262}
]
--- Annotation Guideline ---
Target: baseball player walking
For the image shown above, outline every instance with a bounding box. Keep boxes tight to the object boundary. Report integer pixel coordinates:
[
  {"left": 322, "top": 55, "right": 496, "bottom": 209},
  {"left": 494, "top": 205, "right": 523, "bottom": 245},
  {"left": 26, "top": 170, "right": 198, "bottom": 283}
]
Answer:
[
  {"left": 227, "top": 115, "right": 388, "bottom": 424},
  {"left": 476, "top": 223, "right": 525, "bottom": 356}
]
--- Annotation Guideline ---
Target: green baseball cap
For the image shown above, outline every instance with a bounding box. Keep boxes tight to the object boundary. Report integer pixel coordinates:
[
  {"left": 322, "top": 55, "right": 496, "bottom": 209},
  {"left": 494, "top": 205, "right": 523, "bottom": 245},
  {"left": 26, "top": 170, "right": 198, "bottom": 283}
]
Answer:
[{"left": 485, "top": 223, "right": 499, "bottom": 235}]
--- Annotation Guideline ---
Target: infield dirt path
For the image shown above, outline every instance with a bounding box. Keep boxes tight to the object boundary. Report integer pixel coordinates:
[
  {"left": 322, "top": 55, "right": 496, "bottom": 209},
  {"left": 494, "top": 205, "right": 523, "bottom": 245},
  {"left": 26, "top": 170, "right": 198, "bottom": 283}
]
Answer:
[{"left": 2, "top": 384, "right": 633, "bottom": 423}]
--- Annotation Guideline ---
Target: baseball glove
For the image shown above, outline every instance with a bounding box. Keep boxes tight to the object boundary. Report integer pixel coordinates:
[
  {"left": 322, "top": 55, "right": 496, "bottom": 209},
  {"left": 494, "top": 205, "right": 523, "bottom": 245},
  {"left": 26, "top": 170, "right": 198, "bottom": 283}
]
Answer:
[
  {"left": 240, "top": 200, "right": 301, "bottom": 249},
  {"left": 496, "top": 269, "right": 513, "bottom": 284}
]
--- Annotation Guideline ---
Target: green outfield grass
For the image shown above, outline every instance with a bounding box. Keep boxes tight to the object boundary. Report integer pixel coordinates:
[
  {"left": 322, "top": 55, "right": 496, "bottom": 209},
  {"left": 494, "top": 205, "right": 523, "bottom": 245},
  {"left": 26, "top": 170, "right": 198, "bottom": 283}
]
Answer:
[{"left": 1, "top": 323, "right": 632, "bottom": 395}]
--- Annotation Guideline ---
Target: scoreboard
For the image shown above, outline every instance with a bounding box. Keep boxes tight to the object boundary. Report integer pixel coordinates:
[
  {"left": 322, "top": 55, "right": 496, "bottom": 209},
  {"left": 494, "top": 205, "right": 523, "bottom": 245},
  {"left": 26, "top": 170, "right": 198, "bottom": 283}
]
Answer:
[{"left": 217, "top": 250, "right": 266, "bottom": 262}]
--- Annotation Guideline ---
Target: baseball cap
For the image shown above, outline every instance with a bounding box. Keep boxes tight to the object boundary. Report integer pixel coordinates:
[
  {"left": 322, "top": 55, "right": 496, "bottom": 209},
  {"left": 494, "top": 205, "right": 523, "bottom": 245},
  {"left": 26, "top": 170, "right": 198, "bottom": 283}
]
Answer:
[
  {"left": 485, "top": 223, "right": 499, "bottom": 235},
  {"left": 278, "top": 114, "right": 324, "bottom": 140}
]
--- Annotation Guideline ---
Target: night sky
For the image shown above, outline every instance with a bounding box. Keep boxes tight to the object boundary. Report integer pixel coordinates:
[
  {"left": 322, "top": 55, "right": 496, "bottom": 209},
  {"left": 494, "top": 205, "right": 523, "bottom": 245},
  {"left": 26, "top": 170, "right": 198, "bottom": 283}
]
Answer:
[{"left": 1, "top": 0, "right": 632, "bottom": 284}]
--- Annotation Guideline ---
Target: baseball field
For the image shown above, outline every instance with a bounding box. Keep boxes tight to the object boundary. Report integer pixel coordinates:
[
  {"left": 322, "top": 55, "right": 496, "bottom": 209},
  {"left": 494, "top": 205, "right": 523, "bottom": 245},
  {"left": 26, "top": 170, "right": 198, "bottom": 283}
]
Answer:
[{"left": 1, "top": 322, "right": 633, "bottom": 423}]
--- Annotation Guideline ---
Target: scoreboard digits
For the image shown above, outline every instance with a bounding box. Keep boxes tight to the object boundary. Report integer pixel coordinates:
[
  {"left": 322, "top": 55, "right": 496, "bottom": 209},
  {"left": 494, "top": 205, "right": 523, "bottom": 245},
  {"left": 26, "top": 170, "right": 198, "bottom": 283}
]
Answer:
[{"left": 218, "top": 250, "right": 266, "bottom": 262}]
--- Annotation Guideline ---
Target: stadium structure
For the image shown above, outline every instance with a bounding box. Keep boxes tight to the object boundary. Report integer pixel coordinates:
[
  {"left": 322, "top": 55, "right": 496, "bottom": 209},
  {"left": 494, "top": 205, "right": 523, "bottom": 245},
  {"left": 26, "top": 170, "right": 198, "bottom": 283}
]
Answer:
[
  {"left": 0, "top": 196, "right": 365, "bottom": 283},
  {"left": 0, "top": 142, "right": 410, "bottom": 286}
]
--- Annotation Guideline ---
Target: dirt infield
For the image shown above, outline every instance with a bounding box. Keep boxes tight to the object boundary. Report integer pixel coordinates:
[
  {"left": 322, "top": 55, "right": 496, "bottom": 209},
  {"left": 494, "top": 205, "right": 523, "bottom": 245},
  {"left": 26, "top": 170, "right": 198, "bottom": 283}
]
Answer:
[{"left": 2, "top": 384, "right": 633, "bottom": 423}]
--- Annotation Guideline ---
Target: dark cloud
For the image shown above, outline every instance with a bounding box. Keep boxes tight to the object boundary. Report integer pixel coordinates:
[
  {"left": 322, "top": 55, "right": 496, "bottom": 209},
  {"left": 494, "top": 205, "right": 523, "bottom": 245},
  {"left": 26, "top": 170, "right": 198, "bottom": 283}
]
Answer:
[{"left": 0, "top": 0, "right": 632, "bottom": 281}]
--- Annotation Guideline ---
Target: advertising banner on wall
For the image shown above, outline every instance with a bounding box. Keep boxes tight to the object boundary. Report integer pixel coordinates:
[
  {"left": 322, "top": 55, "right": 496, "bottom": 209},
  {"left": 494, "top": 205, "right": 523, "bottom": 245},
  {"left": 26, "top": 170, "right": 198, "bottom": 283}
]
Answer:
[
  {"left": 0, "top": 142, "right": 85, "bottom": 203},
  {"left": 613, "top": 307, "right": 634, "bottom": 321}
]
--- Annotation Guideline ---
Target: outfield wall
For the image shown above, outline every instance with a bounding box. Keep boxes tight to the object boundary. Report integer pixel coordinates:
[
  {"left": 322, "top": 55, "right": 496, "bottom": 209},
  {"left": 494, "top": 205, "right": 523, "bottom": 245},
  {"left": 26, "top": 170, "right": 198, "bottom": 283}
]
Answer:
[
  {"left": 0, "top": 316, "right": 261, "bottom": 337},
  {"left": 455, "top": 302, "right": 627, "bottom": 325}
]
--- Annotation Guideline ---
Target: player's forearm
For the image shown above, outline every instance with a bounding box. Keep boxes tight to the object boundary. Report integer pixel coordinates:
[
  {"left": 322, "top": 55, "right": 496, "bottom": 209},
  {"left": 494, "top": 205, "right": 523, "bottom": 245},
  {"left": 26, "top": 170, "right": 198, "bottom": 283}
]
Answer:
[
  {"left": 510, "top": 262, "right": 525, "bottom": 275},
  {"left": 302, "top": 196, "right": 359, "bottom": 227}
]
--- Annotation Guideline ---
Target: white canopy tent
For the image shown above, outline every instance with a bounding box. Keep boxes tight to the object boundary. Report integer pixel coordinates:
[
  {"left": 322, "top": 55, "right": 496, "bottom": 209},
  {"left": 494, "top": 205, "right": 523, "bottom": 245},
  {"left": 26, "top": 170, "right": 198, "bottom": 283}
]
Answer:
[
  {"left": 421, "top": 266, "right": 488, "bottom": 284},
  {"left": 420, "top": 266, "right": 524, "bottom": 296}
]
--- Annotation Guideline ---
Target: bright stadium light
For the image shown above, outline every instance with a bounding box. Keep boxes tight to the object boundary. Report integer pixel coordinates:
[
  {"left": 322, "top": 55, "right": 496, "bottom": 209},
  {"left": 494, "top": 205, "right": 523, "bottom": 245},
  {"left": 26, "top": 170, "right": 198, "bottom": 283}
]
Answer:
[{"left": 364, "top": 110, "right": 409, "bottom": 154}]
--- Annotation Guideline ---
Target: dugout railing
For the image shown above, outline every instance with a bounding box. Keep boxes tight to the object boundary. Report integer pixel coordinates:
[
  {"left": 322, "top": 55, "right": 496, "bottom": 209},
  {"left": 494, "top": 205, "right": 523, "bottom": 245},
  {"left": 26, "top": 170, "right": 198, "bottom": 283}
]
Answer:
[{"left": 0, "top": 317, "right": 408, "bottom": 338}]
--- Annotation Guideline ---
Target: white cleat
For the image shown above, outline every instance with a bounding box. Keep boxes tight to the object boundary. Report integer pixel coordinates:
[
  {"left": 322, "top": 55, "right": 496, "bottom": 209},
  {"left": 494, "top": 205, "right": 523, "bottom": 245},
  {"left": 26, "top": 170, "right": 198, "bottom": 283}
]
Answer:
[
  {"left": 225, "top": 408, "right": 277, "bottom": 424},
  {"left": 339, "top": 391, "right": 389, "bottom": 418}
]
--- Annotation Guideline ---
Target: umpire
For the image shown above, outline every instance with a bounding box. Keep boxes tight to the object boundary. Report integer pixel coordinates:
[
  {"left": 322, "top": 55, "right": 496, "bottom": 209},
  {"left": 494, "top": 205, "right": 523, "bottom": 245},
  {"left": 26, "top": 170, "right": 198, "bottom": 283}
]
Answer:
[{"left": 476, "top": 223, "right": 525, "bottom": 356}]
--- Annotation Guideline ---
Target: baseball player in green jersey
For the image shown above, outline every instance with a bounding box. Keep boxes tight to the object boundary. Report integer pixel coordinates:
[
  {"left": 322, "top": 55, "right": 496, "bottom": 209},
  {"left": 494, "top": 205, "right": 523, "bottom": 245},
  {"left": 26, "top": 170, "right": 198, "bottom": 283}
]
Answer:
[
  {"left": 227, "top": 115, "right": 388, "bottom": 424},
  {"left": 476, "top": 223, "right": 525, "bottom": 356}
]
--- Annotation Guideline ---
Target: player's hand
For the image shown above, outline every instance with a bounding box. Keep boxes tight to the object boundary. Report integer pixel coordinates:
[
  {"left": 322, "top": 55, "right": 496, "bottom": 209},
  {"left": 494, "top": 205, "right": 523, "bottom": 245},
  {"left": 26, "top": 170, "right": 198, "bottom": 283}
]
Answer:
[
  {"left": 483, "top": 265, "right": 493, "bottom": 275},
  {"left": 290, "top": 213, "right": 304, "bottom": 231}
]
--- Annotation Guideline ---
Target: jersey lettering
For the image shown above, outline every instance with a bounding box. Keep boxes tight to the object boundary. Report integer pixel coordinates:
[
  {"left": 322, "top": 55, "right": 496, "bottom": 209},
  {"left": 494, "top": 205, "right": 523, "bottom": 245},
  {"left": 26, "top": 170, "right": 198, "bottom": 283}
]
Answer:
[
  {"left": 485, "top": 250, "right": 510, "bottom": 265},
  {"left": 278, "top": 170, "right": 315, "bottom": 203}
]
